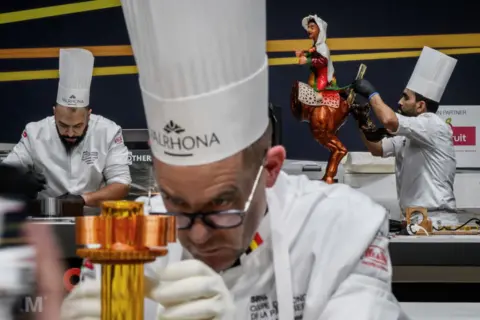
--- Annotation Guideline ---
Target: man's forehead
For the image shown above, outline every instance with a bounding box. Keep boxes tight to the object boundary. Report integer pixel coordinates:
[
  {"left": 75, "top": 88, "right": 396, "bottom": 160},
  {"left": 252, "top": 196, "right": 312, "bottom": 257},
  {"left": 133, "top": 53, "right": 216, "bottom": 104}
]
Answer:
[
  {"left": 154, "top": 155, "right": 246, "bottom": 196},
  {"left": 403, "top": 88, "right": 415, "bottom": 98},
  {"left": 55, "top": 106, "right": 88, "bottom": 121}
]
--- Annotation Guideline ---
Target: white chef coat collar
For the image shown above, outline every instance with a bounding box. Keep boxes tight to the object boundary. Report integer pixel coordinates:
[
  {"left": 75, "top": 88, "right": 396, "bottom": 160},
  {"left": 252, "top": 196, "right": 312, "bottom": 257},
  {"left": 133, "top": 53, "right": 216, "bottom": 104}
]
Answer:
[{"left": 267, "top": 171, "right": 296, "bottom": 319}]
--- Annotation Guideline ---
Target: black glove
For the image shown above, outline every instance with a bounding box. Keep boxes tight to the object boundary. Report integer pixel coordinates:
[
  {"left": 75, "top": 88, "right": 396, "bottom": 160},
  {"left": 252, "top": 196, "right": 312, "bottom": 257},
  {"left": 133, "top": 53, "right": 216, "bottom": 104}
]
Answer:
[
  {"left": 350, "top": 103, "right": 371, "bottom": 124},
  {"left": 364, "top": 128, "right": 394, "bottom": 142},
  {"left": 0, "top": 164, "right": 46, "bottom": 200},
  {"left": 352, "top": 79, "right": 377, "bottom": 99},
  {"left": 57, "top": 193, "right": 85, "bottom": 205}
]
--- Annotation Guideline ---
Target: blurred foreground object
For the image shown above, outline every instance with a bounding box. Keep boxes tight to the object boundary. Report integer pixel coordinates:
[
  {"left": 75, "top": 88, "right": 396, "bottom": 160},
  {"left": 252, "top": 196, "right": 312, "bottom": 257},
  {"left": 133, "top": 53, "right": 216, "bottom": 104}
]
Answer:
[
  {"left": 0, "top": 164, "right": 45, "bottom": 200},
  {"left": 22, "top": 224, "right": 64, "bottom": 320},
  {"left": 75, "top": 201, "right": 175, "bottom": 319},
  {"left": 0, "top": 163, "right": 63, "bottom": 319}
]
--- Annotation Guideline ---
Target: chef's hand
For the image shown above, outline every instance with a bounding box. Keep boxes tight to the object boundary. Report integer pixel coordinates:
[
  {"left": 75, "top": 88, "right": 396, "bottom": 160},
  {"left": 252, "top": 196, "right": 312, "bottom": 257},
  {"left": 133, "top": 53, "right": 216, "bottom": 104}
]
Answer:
[
  {"left": 57, "top": 193, "right": 85, "bottom": 205},
  {"left": 150, "top": 260, "right": 235, "bottom": 319},
  {"left": 23, "top": 223, "right": 64, "bottom": 320},
  {"left": 0, "top": 164, "right": 46, "bottom": 199},
  {"left": 352, "top": 79, "right": 378, "bottom": 100},
  {"left": 60, "top": 278, "right": 101, "bottom": 319},
  {"left": 60, "top": 269, "right": 160, "bottom": 319}
]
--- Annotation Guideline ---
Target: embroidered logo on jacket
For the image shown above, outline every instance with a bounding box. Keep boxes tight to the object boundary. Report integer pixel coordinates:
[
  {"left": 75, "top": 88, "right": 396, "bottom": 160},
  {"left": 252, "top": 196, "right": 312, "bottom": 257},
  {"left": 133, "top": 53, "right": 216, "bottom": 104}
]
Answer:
[
  {"left": 114, "top": 135, "right": 124, "bottom": 144},
  {"left": 81, "top": 151, "right": 99, "bottom": 164}
]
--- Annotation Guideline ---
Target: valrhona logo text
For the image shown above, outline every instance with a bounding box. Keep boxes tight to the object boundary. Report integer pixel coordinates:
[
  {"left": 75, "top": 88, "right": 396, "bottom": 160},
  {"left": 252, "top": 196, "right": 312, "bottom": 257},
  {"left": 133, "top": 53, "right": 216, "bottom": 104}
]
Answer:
[
  {"left": 150, "top": 120, "right": 220, "bottom": 157},
  {"left": 62, "top": 94, "right": 85, "bottom": 106},
  {"left": 445, "top": 118, "right": 476, "bottom": 146}
]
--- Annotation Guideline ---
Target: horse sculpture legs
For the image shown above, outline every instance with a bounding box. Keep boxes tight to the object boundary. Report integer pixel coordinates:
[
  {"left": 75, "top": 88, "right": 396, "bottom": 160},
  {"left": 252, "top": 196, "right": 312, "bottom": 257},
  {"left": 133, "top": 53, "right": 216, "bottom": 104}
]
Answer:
[
  {"left": 321, "top": 135, "right": 347, "bottom": 183},
  {"left": 310, "top": 105, "right": 349, "bottom": 184},
  {"left": 313, "top": 129, "right": 347, "bottom": 184}
]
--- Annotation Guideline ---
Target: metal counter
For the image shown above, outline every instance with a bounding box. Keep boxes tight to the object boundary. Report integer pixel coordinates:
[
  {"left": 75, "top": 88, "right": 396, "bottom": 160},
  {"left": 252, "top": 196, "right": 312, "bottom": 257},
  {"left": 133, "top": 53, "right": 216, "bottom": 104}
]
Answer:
[{"left": 50, "top": 220, "right": 480, "bottom": 267}]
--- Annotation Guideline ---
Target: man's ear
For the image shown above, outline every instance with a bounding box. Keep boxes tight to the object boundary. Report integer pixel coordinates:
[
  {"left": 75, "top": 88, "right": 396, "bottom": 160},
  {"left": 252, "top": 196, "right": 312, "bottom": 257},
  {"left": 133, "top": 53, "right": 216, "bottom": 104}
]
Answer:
[
  {"left": 416, "top": 100, "right": 427, "bottom": 114},
  {"left": 52, "top": 106, "right": 56, "bottom": 115},
  {"left": 264, "top": 146, "right": 286, "bottom": 188}
]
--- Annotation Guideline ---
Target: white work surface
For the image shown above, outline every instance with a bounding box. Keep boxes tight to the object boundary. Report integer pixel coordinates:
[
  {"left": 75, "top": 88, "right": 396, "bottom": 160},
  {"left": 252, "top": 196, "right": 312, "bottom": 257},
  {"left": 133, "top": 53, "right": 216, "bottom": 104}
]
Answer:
[
  {"left": 401, "top": 303, "right": 480, "bottom": 320},
  {"left": 344, "top": 171, "right": 480, "bottom": 221},
  {"left": 391, "top": 235, "right": 480, "bottom": 243}
]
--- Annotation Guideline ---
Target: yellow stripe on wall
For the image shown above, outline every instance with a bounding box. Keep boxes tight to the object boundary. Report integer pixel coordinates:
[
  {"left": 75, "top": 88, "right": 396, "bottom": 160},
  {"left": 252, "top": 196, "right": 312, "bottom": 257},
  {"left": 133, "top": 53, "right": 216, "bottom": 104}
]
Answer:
[
  {"left": 1, "top": 34, "right": 480, "bottom": 59},
  {"left": 0, "top": 0, "right": 121, "bottom": 24},
  {"left": 1, "top": 47, "right": 479, "bottom": 82},
  {"left": 269, "top": 33, "right": 480, "bottom": 52},
  {"left": 0, "top": 66, "right": 138, "bottom": 82},
  {"left": 269, "top": 47, "right": 480, "bottom": 66}
]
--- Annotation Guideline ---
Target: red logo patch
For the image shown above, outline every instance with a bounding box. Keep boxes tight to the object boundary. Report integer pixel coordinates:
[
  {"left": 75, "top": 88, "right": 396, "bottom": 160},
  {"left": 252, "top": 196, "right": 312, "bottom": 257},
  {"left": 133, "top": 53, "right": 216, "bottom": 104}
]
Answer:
[
  {"left": 361, "top": 244, "right": 388, "bottom": 272},
  {"left": 446, "top": 118, "right": 476, "bottom": 146},
  {"left": 114, "top": 135, "right": 123, "bottom": 144},
  {"left": 22, "top": 131, "right": 27, "bottom": 138},
  {"left": 452, "top": 126, "right": 476, "bottom": 146}
]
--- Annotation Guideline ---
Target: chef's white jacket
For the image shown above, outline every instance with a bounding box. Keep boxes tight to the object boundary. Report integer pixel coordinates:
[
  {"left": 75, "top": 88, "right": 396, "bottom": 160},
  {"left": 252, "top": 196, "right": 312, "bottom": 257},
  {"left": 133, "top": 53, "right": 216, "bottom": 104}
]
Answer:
[
  {"left": 2, "top": 114, "right": 131, "bottom": 198},
  {"left": 81, "top": 171, "right": 408, "bottom": 319},
  {"left": 381, "top": 113, "right": 456, "bottom": 223}
]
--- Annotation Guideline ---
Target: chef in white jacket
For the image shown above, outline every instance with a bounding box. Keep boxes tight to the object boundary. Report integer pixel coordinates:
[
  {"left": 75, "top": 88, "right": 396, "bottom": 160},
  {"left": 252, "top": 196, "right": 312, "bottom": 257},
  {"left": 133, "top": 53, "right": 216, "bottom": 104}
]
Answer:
[
  {"left": 60, "top": 1, "right": 408, "bottom": 319},
  {"left": 353, "top": 47, "right": 458, "bottom": 227},
  {"left": 3, "top": 48, "right": 131, "bottom": 207}
]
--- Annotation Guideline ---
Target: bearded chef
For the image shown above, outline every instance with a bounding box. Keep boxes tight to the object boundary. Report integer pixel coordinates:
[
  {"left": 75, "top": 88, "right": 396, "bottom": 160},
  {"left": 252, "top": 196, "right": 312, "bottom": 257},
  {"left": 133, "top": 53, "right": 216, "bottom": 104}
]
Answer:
[
  {"left": 353, "top": 47, "right": 458, "bottom": 227},
  {"left": 2, "top": 48, "right": 131, "bottom": 207},
  {"left": 60, "top": 1, "right": 409, "bottom": 319}
]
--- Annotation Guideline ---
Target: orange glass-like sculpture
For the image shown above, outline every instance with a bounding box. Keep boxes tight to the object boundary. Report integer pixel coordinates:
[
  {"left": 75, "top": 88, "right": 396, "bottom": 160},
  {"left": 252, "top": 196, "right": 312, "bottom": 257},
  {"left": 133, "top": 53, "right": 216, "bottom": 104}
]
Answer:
[{"left": 75, "top": 201, "right": 176, "bottom": 320}]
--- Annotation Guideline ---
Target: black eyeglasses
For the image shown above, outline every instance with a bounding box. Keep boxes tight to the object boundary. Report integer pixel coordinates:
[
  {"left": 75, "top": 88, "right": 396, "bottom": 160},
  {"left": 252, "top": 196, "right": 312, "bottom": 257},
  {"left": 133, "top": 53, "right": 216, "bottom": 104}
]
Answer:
[{"left": 152, "top": 162, "right": 264, "bottom": 230}]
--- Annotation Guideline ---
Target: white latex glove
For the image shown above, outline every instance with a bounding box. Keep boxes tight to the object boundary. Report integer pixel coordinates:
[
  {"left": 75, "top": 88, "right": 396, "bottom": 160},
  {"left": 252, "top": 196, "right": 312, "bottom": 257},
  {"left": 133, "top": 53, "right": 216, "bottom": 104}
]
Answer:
[
  {"left": 150, "top": 259, "right": 235, "bottom": 320},
  {"left": 60, "top": 278, "right": 101, "bottom": 320}
]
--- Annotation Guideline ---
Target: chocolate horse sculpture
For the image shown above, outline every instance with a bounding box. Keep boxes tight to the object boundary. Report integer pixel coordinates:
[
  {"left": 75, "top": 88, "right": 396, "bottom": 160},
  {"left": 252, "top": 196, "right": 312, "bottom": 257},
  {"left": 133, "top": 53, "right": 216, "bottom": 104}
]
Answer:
[
  {"left": 290, "top": 64, "right": 367, "bottom": 184},
  {"left": 291, "top": 14, "right": 390, "bottom": 183}
]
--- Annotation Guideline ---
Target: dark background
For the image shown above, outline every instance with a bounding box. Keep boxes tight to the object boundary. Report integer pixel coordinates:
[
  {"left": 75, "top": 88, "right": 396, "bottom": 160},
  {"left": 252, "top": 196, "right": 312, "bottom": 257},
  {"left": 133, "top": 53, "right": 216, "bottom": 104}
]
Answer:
[{"left": 1, "top": 0, "right": 479, "bottom": 160}]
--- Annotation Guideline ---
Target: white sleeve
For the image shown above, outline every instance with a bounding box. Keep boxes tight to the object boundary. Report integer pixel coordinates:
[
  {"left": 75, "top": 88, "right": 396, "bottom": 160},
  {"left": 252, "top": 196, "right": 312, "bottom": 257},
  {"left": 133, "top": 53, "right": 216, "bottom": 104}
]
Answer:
[
  {"left": 318, "top": 219, "right": 406, "bottom": 320},
  {"left": 2, "top": 129, "right": 34, "bottom": 168},
  {"left": 381, "top": 136, "right": 404, "bottom": 158},
  {"left": 103, "top": 128, "right": 132, "bottom": 185},
  {"left": 391, "top": 113, "right": 435, "bottom": 148},
  {"left": 135, "top": 195, "right": 166, "bottom": 214}
]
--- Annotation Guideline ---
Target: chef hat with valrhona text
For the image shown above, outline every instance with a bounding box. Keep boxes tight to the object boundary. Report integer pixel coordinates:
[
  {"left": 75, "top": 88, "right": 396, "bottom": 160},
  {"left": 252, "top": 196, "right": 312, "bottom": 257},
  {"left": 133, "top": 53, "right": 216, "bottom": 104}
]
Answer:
[
  {"left": 406, "top": 46, "right": 457, "bottom": 103},
  {"left": 120, "top": 0, "right": 269, "bottom": 166},
  {"left": 56, "top": 48, "right": 95, "bottom": 108}
]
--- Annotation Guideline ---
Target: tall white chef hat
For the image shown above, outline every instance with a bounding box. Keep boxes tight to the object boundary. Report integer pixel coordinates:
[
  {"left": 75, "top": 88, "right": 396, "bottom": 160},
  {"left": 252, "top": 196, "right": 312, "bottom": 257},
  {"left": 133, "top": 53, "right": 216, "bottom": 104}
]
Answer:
[
  {"left": 56, "top": 48, "right": 95, "bottom": 108},
  {"left": 406, "top": 46, "right": 457, "bottom": 103},
  {"left": 120, "top": 0, "right": 268, "bottom": 166}
]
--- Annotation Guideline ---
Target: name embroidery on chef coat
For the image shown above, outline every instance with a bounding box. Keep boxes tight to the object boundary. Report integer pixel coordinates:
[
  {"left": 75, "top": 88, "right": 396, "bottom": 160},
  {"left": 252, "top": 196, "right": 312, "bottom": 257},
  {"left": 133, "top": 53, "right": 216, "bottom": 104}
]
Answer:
[{"left": 249, "top": 293, "right": 306, "bottom": 320}]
